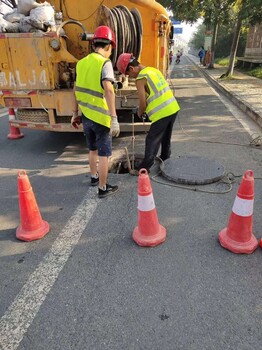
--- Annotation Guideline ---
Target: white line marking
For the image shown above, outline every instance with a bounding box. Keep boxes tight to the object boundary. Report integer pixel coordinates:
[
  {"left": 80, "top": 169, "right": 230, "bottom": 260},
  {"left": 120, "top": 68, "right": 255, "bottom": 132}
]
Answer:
[
  {"left": 0, "top": 188, "right": 99, "bottom": 350},
  {"left": 0, "top": 110, "right": 8, "bottom": 118}
]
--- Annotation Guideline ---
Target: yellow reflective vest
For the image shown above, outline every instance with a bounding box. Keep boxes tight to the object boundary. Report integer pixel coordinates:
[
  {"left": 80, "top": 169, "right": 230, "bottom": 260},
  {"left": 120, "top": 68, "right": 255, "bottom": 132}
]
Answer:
[
  {"left": 75, "top": 53, "right": 111, "bottom": 128},
  {"left": 136, "top": 67, "right": 180, "bottom": 123}
]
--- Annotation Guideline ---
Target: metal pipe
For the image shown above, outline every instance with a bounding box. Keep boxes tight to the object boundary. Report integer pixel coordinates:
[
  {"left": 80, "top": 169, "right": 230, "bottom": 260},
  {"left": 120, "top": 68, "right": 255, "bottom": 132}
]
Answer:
[
  {"left": 124, "top": 147, "right": 131, "bottom": 173},
  {"left": 132, "top": 112, "right": 135, "bottom": 170}
]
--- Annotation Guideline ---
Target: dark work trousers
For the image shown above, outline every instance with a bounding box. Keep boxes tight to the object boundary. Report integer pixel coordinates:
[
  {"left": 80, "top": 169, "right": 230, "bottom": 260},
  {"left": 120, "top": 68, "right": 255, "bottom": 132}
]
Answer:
[{"left": 138, "top": 112, "right": 178, "bottom": 171}]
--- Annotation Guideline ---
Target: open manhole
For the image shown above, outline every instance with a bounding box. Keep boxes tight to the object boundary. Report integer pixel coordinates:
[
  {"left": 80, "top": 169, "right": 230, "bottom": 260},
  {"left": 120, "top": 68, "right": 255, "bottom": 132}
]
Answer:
[
  {"left": 110, "top": 154, "right": 144, "bottom": 174},
  {"left": 161, "top": 156, "right": 225, "bottom": 185}
]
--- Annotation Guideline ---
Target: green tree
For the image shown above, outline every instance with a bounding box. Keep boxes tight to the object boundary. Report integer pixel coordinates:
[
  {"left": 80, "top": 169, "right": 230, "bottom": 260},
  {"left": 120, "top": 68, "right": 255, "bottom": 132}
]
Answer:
[
  {"left": 189, "top": 23, "right": 206, "bottom": 49},
  {"left": 215, "top": 23, "right": 246, "bottom": 58},
  {"left": 200, "top": 0, "right": 236, "bottom": 68},
  {"left": 190, "top": 20, "right": 247, "bottom": 57},
  {"left": 224, "top": 0, "right": 262, "bottom": 77},
  {"left": 159, "top": 1, "right": 236, "bottom": 67},
  {"left": 159, "top": 0, "right": 262, "bottom": 75},
  {"left": 159, "top": 0, "right": 201, "bottom": 23}
]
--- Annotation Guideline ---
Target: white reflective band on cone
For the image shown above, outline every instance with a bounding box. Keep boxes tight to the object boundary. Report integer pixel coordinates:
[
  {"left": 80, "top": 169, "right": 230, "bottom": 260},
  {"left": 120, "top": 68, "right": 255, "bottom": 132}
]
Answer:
[
  {"left": 138, "top": 194, "right": 155, "bottom": 211},
  {"left": 232, "top": 196, "right": 254, "bottom": 217}
]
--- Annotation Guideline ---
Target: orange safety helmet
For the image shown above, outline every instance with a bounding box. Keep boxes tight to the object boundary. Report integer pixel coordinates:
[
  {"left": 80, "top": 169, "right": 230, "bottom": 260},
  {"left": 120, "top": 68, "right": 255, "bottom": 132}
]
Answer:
[
  {"left": 116, "top": 53, "right": 133, "bottom": 75},
  {"left": 93, "top": 25, "right": 116, "bottom": 48}
]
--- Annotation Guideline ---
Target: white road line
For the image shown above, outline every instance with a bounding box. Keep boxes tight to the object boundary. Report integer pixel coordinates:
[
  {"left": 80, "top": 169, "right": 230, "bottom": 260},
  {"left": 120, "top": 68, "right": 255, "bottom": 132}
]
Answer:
[
  {"left": 0, "top": 188, "right": 99, "bottom": 350},
  {"left": 0, "top": 110, "right": 8, "bottom": 118}
]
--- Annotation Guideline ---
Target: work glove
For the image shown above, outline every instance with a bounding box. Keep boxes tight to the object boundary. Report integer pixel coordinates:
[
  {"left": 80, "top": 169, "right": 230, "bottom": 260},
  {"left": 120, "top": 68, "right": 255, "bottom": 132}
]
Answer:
[
  {"left": 132, "top": 108, "right": 149, "bottom": 122},
  {"left": 141, "top": 113, "right": 149, "bottom": 122},
  {"left": 71, "top": 115, "right": 82, "bottom": 129},
  {"left": 129, "top": 169, "right": 139, "bottom": 176},
  {"left": 110, "top": 116, "right": 120, "bottom": 137}
]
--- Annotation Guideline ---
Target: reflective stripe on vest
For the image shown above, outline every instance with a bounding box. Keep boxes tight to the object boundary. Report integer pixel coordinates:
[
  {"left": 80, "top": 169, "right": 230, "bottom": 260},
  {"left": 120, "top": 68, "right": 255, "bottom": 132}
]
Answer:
[
  {"left": 77, "top": 99, "right": 110, "bottom": 116},
  {"left": 137, "top": 67, "right": 180, "bottom": 123},
  {"left": 75, "top": 53, "right": 111, "bottom": 128},
  {"left": 75, "top": 86, "right": 103, "bottom": 99}
]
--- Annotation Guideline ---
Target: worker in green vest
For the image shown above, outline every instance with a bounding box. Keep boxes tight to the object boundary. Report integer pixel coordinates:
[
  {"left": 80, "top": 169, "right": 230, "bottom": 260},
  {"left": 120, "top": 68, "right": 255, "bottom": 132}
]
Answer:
[
  {"left": 71, "top": 26, "right": 119, "bottom": 198},
  {"left": 116, "top": 53, "right": 180, "bottom": 172}
]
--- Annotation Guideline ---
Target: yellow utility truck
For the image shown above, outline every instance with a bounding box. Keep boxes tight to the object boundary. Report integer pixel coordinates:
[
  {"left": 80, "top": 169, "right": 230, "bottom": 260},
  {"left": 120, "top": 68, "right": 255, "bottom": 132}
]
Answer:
[{"left": 0, "top": 0, "right": 172, "bottom": 132}]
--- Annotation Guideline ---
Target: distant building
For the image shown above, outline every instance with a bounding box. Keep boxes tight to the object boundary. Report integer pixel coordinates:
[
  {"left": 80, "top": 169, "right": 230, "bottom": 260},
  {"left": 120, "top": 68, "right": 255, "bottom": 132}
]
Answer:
[
  {"left": 237, "top": 24, "right": 262, "bottom": 68},
  {"left": 245, "top": 24, "right": 262, "bottom": 57}
]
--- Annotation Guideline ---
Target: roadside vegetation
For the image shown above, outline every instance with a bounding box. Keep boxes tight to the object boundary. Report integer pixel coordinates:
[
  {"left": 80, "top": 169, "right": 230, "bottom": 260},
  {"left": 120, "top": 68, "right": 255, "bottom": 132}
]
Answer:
[
  {"left": 159, "top": 0, "right": 262, "bottom": 78},
  {"left": 247, "top": 67, "right": 262, "bottom": 79},
  {"left": 215, "top": 58, "right": 262, "bottom": 80}
]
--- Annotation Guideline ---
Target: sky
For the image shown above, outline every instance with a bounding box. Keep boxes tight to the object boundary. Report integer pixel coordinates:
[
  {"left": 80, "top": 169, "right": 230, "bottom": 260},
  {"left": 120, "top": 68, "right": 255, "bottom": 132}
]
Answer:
[
  {"left": 180, "top": 22, "right": 199, "bottom": 42},
  {"left": 174, "top": 19, "right": 203, "bottom": 43}
]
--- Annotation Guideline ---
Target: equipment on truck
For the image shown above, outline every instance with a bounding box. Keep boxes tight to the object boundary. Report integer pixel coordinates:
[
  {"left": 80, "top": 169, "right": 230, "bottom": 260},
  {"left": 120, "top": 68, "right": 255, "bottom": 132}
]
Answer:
[{"left": 0, "top": 0, "right": 172, "bottom": 133}]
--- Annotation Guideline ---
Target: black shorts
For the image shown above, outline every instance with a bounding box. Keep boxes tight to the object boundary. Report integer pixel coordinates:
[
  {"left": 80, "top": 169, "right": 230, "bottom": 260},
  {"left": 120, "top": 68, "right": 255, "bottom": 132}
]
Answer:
[{"left": 82, "top": 117, "right": 112, "bottom": 157}]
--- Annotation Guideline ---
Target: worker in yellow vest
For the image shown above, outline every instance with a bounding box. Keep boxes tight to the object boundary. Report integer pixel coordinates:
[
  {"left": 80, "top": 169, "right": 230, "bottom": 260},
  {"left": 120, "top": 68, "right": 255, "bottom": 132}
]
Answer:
[
  {"left": 117, "top": 53, "right": 180, "bottom": 172},
  {"left": 71, "top": 26, "right": 119, "bottom": 198}
]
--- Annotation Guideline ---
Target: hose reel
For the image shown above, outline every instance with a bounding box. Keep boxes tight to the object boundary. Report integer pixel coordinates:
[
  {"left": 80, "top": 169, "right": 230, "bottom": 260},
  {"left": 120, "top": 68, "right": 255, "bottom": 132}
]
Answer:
[{"left": 96, "top": 5, "right": 143, "bottom": 67}]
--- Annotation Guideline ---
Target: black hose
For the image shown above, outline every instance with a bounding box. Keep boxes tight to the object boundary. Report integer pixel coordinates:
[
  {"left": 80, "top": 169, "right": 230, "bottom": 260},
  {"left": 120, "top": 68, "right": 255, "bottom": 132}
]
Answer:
[{"left": 99, "top": 5, "right": 143, "bottom": 67}]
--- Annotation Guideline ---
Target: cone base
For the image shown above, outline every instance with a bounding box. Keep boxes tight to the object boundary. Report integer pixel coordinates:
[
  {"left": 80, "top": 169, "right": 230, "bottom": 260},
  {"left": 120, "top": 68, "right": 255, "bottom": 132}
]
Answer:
[
  {"left": 8, "top": 132, "right": 24, "bottom": 139},
  {"left": 218, "top": 227, "right": 258, "bottom": 254},
  {"left": 16, "top": 220, "right": 50, "bottom": 242},
  {"left": 133, "top": 225, "right": 166, "bottom": 247}
]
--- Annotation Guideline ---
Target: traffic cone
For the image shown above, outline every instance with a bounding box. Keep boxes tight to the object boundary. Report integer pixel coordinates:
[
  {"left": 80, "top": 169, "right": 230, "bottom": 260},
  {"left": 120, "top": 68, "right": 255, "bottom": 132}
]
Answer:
[
  {"left": 133, "top": 168, "right": 166, "bottom": 247},
  {"left": 7, "top": 108, "right": 24, "bottom": 139},
  {"left": 218, "top": 170, "right": 258, "bottom": 254},
  {"left": 16, "top": 170, "right": 49, "bottom": 241}
]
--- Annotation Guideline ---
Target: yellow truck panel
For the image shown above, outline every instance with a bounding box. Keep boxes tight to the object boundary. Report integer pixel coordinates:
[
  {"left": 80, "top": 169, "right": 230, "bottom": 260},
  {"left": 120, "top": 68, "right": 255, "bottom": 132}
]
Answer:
[
  {"left": 0, "top": 38, "right": 10, "bottom": 88},
  {"left": 0, "top": 0, "right": 172, "bottom": 132},
  {"left": 5, "top": 35, "right": 52, "bottom": 90}
]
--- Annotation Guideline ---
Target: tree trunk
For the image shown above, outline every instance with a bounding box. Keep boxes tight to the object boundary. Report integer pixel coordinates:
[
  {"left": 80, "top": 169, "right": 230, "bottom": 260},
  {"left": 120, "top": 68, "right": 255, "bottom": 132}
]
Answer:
[
  {"left": 224, "top": 15, "right": 242, "bottom": 78},
  {"left": 209, "top": 20, "right": 218, "bottom": 69}
]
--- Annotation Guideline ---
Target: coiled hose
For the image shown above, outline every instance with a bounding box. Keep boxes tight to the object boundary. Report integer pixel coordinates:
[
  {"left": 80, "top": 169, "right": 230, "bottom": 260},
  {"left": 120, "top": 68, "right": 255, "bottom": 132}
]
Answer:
[{"left": 97, "top": 5, "right": 143, "bottom": 67}]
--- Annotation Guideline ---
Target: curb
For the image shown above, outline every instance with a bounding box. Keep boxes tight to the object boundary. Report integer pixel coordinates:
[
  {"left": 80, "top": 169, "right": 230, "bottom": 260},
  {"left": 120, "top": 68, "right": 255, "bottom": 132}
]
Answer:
[
  {"left": 188, "top": 56, "right": 262, "bottom": 129},
  {"left": 200, "top": 68, "right": 262, "bottom": 129}
]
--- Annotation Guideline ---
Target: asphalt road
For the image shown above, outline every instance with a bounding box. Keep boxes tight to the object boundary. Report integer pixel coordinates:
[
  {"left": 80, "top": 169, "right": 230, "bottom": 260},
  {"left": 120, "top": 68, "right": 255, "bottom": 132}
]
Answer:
[{"left": 0, "top": 55, "right": 262, "bottom": 350}]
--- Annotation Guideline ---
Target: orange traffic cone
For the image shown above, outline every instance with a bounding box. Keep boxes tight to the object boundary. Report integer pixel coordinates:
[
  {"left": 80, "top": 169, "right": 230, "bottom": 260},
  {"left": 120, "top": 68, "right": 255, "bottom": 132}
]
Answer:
[
  {"left": 218, "top": 170, "right": 258, "bottom": 254},
  {"left": 7, "top": 108, "right": 24, "bottom": 139},
  {"left": 133, "top": 168, "right": 166, "bottom": 247},
  {"left": 16, "top": 170, "right": 49, "bottom": 241}
]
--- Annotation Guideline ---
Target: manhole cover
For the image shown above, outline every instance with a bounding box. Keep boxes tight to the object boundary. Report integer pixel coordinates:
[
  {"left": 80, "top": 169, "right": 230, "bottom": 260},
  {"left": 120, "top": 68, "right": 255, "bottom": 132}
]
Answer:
[{"left": 161, "top": 156, "right": 225, "bottom": 185}]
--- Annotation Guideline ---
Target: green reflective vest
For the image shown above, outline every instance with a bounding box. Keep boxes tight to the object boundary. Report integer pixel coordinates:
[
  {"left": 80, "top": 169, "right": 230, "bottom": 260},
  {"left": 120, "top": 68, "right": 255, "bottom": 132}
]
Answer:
[
  {"left": 75, "top": 53, "right": 111, "bottom": 128},
  {"left": 136, "top": 67, "right": 180, "bottom": 123}
]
